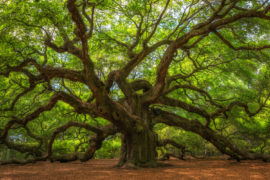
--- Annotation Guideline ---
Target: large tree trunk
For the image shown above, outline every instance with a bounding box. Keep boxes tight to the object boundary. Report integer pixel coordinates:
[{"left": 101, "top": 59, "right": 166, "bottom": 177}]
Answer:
[{"left": 118, "top": 128, "right": 157, "bottom": 168}]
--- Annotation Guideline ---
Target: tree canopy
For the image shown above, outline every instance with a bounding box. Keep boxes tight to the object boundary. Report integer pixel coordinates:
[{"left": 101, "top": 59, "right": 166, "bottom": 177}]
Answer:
[{"left": 0, "top": 0, "right": 270, "bottom": 167}]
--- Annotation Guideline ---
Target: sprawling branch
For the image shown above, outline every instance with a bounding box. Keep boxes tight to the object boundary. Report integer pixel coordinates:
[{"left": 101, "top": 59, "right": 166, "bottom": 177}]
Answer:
[
  {"left": 67, "top": 0, "right": 87, "bottom": 40},
  {"left": 211, "top": 94, "right": 270, "bottom": 119},
  {"left": 143, "top": 0, "right": 170, "bottom": 47},
  {"left": 164, "top": 84, "right": 223, "bottom": 108},
  {"left": 82, "top": 0, "right": 95, "bottom": 39},
  {"left": 48, "top": 123, "right": 117, "bottom": 163},
  {"left": 66, "top": 0, "right": 106, "bottom": 97},
  {"left": 47, "top": 121, "right": 103, "bottom": 158},
  {"left": 153, "top": 109, "right": 270, "bottom": 161},
  {"left": 0, "top": 91, "right": 96, "bottom": 141},
  {"left": 41, "top": 66, "right": 85, "bottom": 83},
  {"left": 45, "top": 40, "right": 83, "bottom": 59},
  {"left": 168, "top": 59, "right": 233, "bottom": 83},
  {"left": 0, "top": 94, "right": 60, "bottom": 141},
  {"left": 143, "top": 4, "right": 270, "bottom": 104},
  {"left": 119, "top": 39, "right": 172, "bottom": 79},
  {"left": 0, "top": 58, "right": 36, "bottom": 77},
  {"left": 0, "top": 58, "right": 86, "bottom": 83},
  {"left": 213, "top": 30, "right": 270, "bottom": 50},
  {"left": 81, "top": 124, "right": 117, "bottom": 161},
  {"left": 157, "top": 96, "right": 211, "bottom": 120}
]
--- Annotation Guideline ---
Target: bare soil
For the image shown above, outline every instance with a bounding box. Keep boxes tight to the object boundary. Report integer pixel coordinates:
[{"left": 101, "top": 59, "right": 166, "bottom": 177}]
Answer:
[{"left": 1, "top": 158, "right": 270, "bottom": 180}]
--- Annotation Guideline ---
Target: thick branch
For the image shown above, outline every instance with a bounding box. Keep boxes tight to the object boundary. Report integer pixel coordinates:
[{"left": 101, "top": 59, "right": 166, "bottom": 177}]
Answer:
[
  {"left": 47, "top": 121, "right": 103, "bottom": 158},
  {"left": 211, "top": 95, "right": 270, "bottom": 119},
  {"left": 153, "top": 109, "right": 270, "bottom": 161},
  {"left": 157, "top": 96, "right": 211, "bottom": 119},
  {"left": 0, "top": 58, "right": 85, "bottom": 83},
  {"left": 0, "top": 94, "right": 61, "bottom": 141},
  {"left": 81, "top": 124, "right": 117, "bottom": 161},
  {"left": 67, "top": 0, "right": 87, "bottom": 39},
  {"left": 130, "top": 79, "right": 152, "bottom": 92},
  {"left": 214, "top": 30, "right": 270, "bottom": 50},
  {"left": 144, "top": 4, "right": 270, "bottom": 104}
]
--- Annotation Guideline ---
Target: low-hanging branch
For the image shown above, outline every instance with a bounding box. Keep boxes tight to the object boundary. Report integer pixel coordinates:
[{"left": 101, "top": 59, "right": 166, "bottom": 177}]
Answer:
[{"left": 153, "top": 108, "right": 270, "bottom": 162}]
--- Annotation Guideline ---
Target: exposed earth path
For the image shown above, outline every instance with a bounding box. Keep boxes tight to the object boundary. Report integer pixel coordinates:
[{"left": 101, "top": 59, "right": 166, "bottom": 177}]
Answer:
[{"left": 1, "top": 158, "right": 270, "bottom": 179}]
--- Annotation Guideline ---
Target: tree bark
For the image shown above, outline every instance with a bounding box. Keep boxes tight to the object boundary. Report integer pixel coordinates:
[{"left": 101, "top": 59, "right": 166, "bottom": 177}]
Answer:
[{"left": 118, "top": 128, "right": 157, "bottom": 168}]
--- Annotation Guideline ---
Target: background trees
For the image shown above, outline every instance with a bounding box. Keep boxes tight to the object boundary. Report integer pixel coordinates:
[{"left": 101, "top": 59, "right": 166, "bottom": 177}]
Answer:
[{"left": 0, "top": 0, "right": 270, "bottom": 167}]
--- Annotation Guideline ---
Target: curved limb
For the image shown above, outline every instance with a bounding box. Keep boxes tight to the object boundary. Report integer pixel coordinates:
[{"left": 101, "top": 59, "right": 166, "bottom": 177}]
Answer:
[{"left": 153, "top": 108, "right": 270, "bottom": 162}]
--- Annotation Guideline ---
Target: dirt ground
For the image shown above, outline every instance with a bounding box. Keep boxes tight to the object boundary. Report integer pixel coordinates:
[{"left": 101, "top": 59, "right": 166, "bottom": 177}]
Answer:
[{"left": 1, "top": 158, "right": 270, "bottom": 180}]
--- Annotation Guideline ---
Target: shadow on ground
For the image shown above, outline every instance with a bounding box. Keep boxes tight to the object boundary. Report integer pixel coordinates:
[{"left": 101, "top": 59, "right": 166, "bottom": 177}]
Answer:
[{"left": 0, "top": 158, "right": 269, "bottom": 179}]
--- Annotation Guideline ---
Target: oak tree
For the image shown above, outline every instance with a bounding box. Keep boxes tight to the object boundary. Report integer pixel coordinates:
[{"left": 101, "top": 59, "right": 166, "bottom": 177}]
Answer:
[{"left": 0, "top": 0, "right": 270, "bottom": 167}]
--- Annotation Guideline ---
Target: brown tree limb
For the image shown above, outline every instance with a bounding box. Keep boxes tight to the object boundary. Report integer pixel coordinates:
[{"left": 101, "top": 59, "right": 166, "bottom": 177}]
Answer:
[
  {"left": 0, "top": 94, "right": 61, "bottom": 141},
  {"left": 213, "top": 30, "right": 270, "bottom": 51},
  {"left": 143, "top": 0, "right": 171, "bottom": 47},
  {"left": 164, "top": 84, "right": 223, "bottom": 109},
  {"left": 157, "top": 96, "right": 211, "bottom": 119},
  {"left": 144, "top": 3, "right": 270, "bottom": 104},
  {"left": 47, "top": 121, "right": 103, "bottom": 158},
  {"left": 45, "top": 40, "right": 83, "bottom": 59},
  {"left": 0, "top": 58, "right": 86, "bottom": 83},
  {"left": 81, "top": 124, "right": 117, "bottom": 161},
  {"left": 153, "top": 109, "right": 270, "bottom": 162},
  {"left": 211, "top": 93, "right": 270, "bottom": 119}
]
